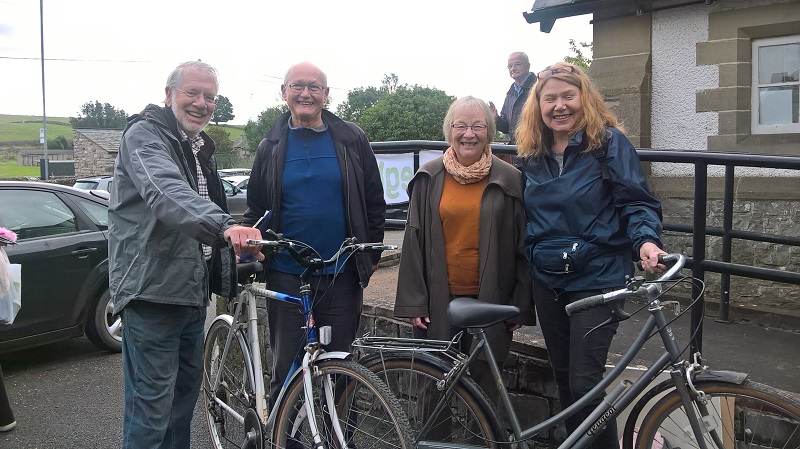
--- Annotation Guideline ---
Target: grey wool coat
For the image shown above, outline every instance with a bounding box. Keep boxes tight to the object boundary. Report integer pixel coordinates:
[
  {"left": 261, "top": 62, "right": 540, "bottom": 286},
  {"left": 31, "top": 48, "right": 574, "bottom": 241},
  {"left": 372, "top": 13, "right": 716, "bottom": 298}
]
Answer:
[{"left": 393, "top": 155, "right": 535, "bottom": 360}]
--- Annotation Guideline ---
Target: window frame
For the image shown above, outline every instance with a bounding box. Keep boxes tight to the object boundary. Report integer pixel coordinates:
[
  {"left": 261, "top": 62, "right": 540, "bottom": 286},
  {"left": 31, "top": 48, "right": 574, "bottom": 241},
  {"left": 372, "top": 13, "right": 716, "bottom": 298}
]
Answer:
[{"left": 751, "top": 35, "right": 800, "bottom": 135}]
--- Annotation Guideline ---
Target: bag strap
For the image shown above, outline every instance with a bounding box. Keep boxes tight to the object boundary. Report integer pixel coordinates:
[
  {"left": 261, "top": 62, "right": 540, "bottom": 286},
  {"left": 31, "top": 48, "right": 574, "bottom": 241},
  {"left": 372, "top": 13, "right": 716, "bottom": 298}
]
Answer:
[{"left": 578, "top": 133, "right": 611, "bottom": 181}]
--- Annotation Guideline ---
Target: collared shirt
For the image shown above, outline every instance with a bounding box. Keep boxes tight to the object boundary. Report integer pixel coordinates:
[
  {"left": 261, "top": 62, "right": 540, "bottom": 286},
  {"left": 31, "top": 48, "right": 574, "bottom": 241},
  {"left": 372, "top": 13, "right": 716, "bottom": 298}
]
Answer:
[
  {"left": 514, "top": 72, "right": 533, "bottom": 96},
  {"left": 180, "top": 129, "right": 212, "bottom": 260}
]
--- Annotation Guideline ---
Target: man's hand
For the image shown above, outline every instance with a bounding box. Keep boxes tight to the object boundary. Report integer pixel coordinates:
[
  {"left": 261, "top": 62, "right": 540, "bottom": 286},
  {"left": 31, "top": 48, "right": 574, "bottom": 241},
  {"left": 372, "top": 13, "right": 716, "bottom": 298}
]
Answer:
[
  {"left": 489, "top": 101, "right": 499, "bottom": 118},
  {"left": 224, "top": 226, "right": 264, "bottom": 261},
  {"left": 639, "top": 242, "right": 667, "bottom": 274}
]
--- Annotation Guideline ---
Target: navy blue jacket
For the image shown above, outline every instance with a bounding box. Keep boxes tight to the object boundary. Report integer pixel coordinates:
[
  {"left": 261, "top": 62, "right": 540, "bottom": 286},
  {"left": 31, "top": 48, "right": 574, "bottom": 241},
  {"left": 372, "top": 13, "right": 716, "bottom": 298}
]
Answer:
[{"left": 522, "top": 127, "right": 663, "bottom": 291}]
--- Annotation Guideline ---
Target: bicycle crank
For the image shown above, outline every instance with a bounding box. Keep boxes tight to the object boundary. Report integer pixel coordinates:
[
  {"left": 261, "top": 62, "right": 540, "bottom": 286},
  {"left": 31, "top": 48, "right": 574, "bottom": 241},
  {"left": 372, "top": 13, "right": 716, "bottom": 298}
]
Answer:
[{"left": 241, "top": 408, "right": 263, "bottom": 449}]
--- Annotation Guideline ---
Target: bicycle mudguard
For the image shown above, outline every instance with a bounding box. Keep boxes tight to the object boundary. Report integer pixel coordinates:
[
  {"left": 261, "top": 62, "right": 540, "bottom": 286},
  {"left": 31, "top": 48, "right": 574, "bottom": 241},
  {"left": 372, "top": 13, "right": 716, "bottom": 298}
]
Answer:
[
  {"left": 211, "top": 313, "right": 234, "bottom": 327},
  {"left": 694, "top": 368, "right": 748, "bottom": 384}
]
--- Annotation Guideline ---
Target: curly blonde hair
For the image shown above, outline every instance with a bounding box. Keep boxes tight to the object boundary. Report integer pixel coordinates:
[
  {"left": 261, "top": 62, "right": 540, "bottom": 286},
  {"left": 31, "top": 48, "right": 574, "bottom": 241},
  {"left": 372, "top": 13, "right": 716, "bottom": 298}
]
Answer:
[{"left": 515, "top": 62, "right": 623, "bottom": 158}]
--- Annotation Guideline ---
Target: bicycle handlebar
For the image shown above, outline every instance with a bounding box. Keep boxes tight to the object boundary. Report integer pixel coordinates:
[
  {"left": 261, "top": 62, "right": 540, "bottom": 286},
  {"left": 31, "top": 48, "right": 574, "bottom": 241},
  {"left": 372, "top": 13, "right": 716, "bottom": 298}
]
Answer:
[
  {"left": 245, "top": 233, "right": 397, "bottom": 271},
  {"left": 564, "top": 253, "right": 686, "bottom": 316}
]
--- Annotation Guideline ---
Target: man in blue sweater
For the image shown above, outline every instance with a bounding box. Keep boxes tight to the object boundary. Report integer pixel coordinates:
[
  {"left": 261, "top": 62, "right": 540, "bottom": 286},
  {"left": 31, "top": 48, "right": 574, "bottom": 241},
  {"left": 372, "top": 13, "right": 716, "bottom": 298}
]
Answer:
[{"left": 244, "top": 61, "right": 386, "bottom": 408}]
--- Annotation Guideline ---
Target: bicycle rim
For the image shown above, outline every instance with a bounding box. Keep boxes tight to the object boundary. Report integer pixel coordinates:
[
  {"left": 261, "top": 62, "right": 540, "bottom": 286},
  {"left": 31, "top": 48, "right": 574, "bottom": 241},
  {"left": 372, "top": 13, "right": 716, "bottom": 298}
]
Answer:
[
  {"left": 203, "top": 319, "right": 259, "bottom": 449},
  {"left": 635, "top": 380, "right": 800, "bottom": 449},
  {"left": 272, "top": 359, "right": 415, "bottom": 449},
  {"left": 363, "top": 353, "right": 506, "bottom": 448}
]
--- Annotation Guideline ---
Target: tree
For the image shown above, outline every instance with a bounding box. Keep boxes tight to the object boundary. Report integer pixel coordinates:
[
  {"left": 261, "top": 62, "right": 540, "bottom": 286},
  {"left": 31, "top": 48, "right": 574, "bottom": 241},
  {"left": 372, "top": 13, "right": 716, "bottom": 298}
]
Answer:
[
  {"left": 212, "top": 95, "right": 235, "bottom": 125},
  {"left": 335, "top": 86, "right": 387, "bottom": 122},
  {"left": 47, "top": 135, "right": 72, "bottom": 150},
  {"left": 205, "top": 126, "right": 237, "bottom": 167},
  {"left": 381, "top": 73, "right": 400, "bottom": 94},
  {"left": 70, "top": 101, "right": 127, "bottom": 129},
  {"left": 564, "top": 39, "right": 593, "bottom": 71},
  {"left": 242, "top": 105, "right": 289, "bottom": 153},
  {"left": 356, "top": 85, "right": 455, "bottom": 142}
]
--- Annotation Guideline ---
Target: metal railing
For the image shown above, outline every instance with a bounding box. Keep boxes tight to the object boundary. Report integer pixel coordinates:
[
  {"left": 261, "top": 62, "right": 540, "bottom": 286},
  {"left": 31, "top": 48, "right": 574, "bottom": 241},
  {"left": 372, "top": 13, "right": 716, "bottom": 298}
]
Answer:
[{"left": 371, "top": 141, "right": 800, "bottom": 353}]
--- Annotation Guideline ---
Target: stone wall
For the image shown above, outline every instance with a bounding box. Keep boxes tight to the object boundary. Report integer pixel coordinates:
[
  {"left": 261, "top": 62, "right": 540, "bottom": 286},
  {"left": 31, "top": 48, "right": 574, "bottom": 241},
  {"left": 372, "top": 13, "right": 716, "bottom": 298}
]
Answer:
[{"left": 72, "top": 130, "right": 120, "bottom": 178}]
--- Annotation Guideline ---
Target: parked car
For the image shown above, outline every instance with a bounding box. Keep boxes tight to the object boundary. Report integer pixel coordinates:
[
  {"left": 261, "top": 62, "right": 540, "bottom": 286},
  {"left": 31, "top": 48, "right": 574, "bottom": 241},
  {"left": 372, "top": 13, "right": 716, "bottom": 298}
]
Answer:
[
  {"left": 221, "top": 178, "right": 247, "bottom": 223},
  {"left": 222, "top": 175, "right": 249, "bottom": 191},
  {"left": 0, "top": 181, "right": 120, "bottom": 353},
  {"left": 218, "top": 168, "right": 251, "bottom": 177},
  {"left": 73, "top": 175, "right": 113, "bottom": 192}
]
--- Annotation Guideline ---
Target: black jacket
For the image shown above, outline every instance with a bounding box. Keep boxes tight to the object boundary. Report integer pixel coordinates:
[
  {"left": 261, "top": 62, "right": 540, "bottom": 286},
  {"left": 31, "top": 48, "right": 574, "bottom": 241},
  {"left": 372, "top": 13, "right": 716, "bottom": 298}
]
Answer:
[
  {"left": 244, "top": 110, "right": 386, "bottom": 287},
  {"left": 496, "top": 72, "right": 536, "bottom": 145}
]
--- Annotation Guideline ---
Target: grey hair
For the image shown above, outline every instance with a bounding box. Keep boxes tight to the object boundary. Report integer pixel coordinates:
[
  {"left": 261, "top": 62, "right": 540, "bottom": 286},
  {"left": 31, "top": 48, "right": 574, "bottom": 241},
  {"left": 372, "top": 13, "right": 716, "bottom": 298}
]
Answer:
[
  {"left": 166, "top": 60, "right": 219, "bottom": 91},
  {"left": 442, "top": 96, "right": 497, "bottom": 145},
  {"left": 508, "top": 52, "right": 529, "bottom": 64}
]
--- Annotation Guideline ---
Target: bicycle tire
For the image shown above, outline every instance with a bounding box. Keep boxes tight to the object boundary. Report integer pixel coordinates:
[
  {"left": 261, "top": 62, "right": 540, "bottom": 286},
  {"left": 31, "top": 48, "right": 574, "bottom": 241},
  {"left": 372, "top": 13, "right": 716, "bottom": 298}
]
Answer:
[
  {"left": 361, "top": 351, "right": 507, "bottom": 448},
  {"left": 271, "top": 359, "right": 415, "bottom": 449},
  {"left": 634, "top": 380, "right": 800, "bottom": 449},
  {"left": 203, "top": 318, "right": 260, "bottom": 449}
]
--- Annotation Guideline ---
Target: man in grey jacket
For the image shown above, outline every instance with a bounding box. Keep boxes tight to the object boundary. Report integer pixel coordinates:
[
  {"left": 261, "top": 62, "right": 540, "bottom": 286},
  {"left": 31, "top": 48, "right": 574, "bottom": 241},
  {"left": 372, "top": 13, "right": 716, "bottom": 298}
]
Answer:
[{"left": 108, "top": 60, "right": 263, "bottom": 449}]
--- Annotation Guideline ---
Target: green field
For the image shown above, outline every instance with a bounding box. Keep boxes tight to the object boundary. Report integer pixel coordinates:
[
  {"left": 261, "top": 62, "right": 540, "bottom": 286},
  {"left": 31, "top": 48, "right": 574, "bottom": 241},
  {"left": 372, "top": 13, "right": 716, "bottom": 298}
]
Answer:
[
  {"left": 0, "top": 114, "right": 244, "bottom": 145},
  {"left": 0, "top": 161, "right": 40, "bottom": 178},
  {"left": 0, "top": 114, "right": 74, "bottom": 145}
]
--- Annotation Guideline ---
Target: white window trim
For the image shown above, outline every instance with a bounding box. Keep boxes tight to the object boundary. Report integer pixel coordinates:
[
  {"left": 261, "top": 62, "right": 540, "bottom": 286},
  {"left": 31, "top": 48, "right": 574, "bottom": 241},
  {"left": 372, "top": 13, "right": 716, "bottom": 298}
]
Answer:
[{"left": 751, "top": 35, "right": 800, "bottom": 135}]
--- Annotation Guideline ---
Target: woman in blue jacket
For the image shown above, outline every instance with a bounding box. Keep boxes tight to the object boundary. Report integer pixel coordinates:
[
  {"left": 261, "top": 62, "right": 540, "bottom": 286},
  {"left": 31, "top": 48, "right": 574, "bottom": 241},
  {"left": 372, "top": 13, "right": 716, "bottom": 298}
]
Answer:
[{"left": 515, "top": 62, "right": 667, "bottom": 448}]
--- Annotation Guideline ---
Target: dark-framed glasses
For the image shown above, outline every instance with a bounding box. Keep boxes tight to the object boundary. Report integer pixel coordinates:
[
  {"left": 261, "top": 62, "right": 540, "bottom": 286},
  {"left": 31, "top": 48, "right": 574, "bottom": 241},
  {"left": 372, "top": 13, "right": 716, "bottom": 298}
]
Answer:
[
  {"left": 175, "top": 88, "right": 216, "bottom": 104},
  {"left": 537, "top": 66, "right": 576, "bottom": 80},
  {"left": 452, "top": 124, "right": 488, "bottom": 132},
  {"left": 287, "top": 83, "right": 324, "bottom": 94}
]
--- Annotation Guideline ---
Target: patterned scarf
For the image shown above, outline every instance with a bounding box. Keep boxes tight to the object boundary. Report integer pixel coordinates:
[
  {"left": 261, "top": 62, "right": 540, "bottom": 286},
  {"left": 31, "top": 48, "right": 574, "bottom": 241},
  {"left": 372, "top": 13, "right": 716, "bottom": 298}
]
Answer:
[{"left": 442, "top": 145, "right": 493, "bottom": 185}]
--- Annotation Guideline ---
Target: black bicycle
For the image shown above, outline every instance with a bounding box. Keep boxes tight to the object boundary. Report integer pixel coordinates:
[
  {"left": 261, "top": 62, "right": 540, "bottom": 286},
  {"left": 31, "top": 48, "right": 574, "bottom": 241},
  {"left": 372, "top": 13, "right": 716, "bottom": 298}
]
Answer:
[{"left": 355, "top": 253, "right": 800, "bottom": 449}]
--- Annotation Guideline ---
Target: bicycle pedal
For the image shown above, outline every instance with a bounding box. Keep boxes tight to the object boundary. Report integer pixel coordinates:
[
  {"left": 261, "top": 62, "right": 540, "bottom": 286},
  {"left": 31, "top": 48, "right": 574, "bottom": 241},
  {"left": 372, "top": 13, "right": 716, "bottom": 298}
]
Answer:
[{"left": 319, "top": 325, "right": 332, "bottom": 345}]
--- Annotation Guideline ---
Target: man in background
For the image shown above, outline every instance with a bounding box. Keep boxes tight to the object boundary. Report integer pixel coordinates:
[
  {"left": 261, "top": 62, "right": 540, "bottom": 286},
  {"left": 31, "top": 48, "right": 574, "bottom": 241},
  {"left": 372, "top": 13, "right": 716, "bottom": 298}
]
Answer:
[{"left": 490, "top": 51, "right": 535, "bottom": 146}]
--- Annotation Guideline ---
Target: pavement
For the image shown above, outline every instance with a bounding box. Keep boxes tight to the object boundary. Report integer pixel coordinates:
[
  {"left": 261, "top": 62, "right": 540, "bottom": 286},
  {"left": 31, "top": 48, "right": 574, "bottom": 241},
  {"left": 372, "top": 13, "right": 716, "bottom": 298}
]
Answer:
[{"left": 367, "top": 230, "right": 800, "bottom": 395}]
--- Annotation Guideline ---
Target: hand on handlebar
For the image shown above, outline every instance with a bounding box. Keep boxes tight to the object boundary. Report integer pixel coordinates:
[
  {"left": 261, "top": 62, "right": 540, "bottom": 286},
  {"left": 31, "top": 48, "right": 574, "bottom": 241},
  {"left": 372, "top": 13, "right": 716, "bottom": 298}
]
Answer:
[
  {"left": 224, "top": 226, "right": 264, "bottom": 260},
  {"left": 639, "top": 242, "right": 668, "bottom": 274}
]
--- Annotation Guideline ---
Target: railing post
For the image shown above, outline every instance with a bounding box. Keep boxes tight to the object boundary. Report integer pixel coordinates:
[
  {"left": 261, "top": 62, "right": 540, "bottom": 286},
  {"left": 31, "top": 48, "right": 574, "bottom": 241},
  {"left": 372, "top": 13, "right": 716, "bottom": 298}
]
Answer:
[
  {"left": 718, "top": 166, "right": 735, "bottom": 323},
  {"left": 691, "top": 161, "right": 708, "bottom": 354}
]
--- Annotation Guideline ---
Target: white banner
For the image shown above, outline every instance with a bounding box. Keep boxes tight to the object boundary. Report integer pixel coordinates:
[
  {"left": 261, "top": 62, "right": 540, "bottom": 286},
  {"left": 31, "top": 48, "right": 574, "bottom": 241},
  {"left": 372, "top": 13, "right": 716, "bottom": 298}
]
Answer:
[{"left": 376, "top": 150, "right": 443, "bottom": 205}]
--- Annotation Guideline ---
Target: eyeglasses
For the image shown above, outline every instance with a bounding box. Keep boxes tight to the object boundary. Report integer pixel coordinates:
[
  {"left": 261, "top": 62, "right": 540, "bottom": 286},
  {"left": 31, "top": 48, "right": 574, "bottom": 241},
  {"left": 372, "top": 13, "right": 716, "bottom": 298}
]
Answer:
[
  {"left": 507, "top": 62, "right": 528, "bottom": 69},
  {"left": 537, "top": 66, "right": 576, "bottom": 80},
  {"left": 175, "top": 88, "right": 216, "bottom": 104},
  {"left": 287, "top": 83, "right": 325, "bottom": 94},
  {"left": 452, "top": 124, "right": 488, "bottom": 132}
]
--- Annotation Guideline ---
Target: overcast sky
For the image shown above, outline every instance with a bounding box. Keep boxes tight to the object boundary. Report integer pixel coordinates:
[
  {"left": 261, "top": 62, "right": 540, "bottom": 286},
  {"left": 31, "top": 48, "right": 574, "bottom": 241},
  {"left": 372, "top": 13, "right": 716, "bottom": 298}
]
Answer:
[{"left": 0, "top": 0, "right": 593, "bottom": 126}]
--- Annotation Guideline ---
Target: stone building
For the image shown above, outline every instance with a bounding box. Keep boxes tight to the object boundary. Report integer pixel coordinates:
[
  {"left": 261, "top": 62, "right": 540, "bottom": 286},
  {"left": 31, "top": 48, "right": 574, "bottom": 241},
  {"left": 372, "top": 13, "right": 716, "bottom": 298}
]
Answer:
[
  {"left": 72, "top": 129, "right": 121, "bottom": 178},
  {"left": 523, "top": 0, "right": 800, "bottom": 315}
]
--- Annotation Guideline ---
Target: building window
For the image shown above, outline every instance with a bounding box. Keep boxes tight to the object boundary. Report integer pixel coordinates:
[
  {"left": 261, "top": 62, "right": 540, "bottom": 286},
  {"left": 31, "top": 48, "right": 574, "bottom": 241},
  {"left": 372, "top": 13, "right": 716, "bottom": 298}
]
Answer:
[{"left": 752, "top": 36, "right": 800, "bottom": 134}]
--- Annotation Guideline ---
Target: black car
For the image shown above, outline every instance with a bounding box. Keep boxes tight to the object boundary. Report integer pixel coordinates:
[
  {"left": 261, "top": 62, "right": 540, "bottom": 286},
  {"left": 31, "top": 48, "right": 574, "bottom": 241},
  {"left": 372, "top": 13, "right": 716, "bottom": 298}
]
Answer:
[
  {"left": 221, "top": 177, "right": 247, "bottom": 223},
  {"left": 0, "top": 181, "right": 120, "bottom": 353}
]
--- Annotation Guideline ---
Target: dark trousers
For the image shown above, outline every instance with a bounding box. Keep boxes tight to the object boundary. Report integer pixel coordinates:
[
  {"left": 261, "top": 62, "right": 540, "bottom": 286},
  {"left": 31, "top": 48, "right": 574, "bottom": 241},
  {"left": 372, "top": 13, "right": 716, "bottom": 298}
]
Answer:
[
  {"left": 266, "top": 269, "right": 363, "bottom": 409},
  {"left": 534, "top": 282, "right": 620, "bottom": 449},
  {"left": 0, "top": 363, "right": 13, "bottom": 427}
]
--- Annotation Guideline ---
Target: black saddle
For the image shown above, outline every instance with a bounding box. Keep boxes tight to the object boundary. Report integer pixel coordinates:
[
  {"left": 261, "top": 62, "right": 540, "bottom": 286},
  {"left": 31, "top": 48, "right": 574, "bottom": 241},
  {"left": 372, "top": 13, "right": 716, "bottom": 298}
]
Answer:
[
  {"left": 236, "top": 261, "right": 263, "bottom": 284},
  {"left": 447, "top": 297, "right": 520, "bottom": 329}
]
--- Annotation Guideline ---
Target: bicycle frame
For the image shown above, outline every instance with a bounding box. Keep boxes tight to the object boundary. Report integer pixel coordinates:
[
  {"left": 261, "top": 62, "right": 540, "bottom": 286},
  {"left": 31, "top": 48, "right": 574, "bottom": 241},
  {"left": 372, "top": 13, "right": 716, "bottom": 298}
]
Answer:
[{"left": 401, "top": 260, "right": 737, "bottom": 449}]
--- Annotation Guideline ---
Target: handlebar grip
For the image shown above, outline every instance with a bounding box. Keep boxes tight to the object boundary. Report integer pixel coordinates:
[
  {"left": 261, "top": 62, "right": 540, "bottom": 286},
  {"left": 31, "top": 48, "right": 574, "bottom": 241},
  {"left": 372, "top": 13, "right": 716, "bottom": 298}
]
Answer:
[
  {"left": 565, "top": 294, "right": 606, "bottom": 316},
  {"left": 636, "top": 254, "right": 674, "bottom": 271}
]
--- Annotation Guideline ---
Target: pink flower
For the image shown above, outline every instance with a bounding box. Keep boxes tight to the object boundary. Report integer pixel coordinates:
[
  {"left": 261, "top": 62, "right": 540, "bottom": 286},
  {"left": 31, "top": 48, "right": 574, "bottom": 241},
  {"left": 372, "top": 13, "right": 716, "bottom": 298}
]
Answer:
[{"left": 0, "top": 227, "right": 17, "bottom": 243}]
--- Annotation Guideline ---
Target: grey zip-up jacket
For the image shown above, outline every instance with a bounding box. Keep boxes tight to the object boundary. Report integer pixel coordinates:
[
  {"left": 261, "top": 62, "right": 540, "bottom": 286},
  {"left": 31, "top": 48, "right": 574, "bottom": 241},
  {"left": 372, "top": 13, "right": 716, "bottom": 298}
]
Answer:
[
  {"left": 243, "top": 110, "right": 386, "bottom": 287},
  {"left": 108, "top": 105, "right": 237, "bottom": 314}
]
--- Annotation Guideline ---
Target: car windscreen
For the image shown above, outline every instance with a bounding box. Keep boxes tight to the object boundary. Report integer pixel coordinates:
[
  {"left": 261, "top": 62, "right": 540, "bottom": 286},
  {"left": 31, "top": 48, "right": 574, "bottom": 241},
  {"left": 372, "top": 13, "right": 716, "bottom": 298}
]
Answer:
[{"left": 73, "top": 181, "right": 99, "bottom": 190}]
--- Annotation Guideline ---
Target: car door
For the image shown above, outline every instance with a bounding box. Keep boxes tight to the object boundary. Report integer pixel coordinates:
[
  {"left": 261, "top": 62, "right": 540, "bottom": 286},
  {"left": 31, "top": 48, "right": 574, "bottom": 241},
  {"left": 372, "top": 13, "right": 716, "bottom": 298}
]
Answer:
[{"left": 0, "top": 187, "right": 107, "bottom": 343}]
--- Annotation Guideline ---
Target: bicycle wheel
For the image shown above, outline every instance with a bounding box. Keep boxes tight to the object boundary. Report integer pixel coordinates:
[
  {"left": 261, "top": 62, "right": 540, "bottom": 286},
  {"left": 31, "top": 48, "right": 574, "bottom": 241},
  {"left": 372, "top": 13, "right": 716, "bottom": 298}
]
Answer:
[
  {"left": 635, "top": 380, "right": 800, "bottom": 449},
  {"left": 362, "top": 352, "right": 506, "bottom": 448},
  {"left": 272, "top": 359, "right": 415, "bottom": 449},
  {"left": 203, "top": 319, "right": 260, "bottom": 449}
]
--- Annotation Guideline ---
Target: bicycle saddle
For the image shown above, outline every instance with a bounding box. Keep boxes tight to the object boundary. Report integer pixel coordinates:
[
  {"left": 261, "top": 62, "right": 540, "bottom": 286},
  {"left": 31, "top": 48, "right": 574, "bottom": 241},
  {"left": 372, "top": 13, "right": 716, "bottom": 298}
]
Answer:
[
  {"left": 448, "top": 297, "right": 520, "bottom": 329},
  {"left": 236, "top": 261, "right": 263, "bottom": 284}
]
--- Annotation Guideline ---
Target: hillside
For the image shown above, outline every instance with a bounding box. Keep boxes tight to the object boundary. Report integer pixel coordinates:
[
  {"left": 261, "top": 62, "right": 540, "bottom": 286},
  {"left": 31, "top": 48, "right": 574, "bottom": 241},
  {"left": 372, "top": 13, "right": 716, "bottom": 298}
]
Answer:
[{"left": 0, "top": 114, "right": 244, "bottom": 147}]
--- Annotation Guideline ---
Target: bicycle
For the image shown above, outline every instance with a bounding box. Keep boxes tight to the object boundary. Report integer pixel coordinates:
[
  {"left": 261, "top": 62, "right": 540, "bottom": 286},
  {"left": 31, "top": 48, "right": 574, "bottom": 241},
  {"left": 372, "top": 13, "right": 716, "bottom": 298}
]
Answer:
[
  {"left": 355, "top": 253, "right": 800, "bottom": 449},
  {"left": 202, "top": 232, "right": 414, "bottom": 449}
]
